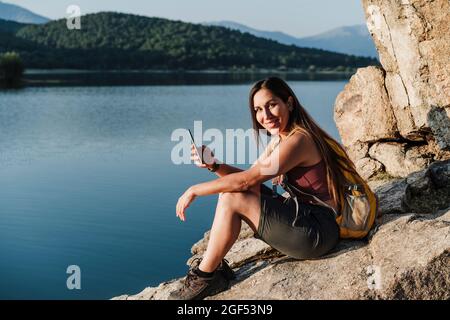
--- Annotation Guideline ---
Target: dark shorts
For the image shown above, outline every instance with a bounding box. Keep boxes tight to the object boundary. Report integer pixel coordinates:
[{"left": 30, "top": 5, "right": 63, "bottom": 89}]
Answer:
[{"left": 255, "top": 184, "right": 340, "bottom": 260}]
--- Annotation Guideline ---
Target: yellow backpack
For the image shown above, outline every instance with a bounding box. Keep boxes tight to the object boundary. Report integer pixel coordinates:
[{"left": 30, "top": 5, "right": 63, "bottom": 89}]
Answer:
[
  {"left": 326, "top": 137, "right": 380, "bottom": 239},
  {"left": 280, "top": 136, "right": 380, "bottom": 239}
]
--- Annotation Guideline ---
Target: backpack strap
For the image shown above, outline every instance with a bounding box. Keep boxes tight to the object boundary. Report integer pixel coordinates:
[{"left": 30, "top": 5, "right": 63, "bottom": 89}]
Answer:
[
  {"left": 280, "top": 175, "right": 338, "bottom": 218},
  {"left": 270, "top": 133, "right": 339, "bottom": 221}
]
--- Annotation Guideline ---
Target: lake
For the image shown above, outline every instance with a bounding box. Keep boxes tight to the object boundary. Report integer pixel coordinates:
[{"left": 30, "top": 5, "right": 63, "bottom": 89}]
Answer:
[{"left": 0, "top": 80, "right": 346, "bottom": 299}]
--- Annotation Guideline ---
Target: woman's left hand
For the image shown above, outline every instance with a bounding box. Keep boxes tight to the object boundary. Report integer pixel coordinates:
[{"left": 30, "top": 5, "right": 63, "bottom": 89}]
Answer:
[{"left": 176, "top": 187, "right": 197, "bottom": 222}]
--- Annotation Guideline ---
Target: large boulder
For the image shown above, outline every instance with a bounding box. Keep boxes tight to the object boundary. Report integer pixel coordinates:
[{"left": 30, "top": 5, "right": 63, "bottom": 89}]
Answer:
[
  {"left": 334, "top": 66, "right": 398, "bottom": 148},
  {"left": 364, "top": 0, "right": 450, "bottom": 134},
  {"left": 373, "top": 160, "right": 450, "bottom": 215},
  {"left": 368, "top": 142, "right": 431, "bottom": 178},
  {"left": 335, "top": 0, "right": 450, "bottom": 179}
]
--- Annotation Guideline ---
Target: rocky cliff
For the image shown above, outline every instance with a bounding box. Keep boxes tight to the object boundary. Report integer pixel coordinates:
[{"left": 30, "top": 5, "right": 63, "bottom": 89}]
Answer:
[
  {"left": 113, "top": 0, "right": 450, "bottom": 300},
  {"left": 114, "top": 160, "right": 450, "bottom": 300},
  {"left": 335, "top": 0, "right": 450, "bottom": 180}
]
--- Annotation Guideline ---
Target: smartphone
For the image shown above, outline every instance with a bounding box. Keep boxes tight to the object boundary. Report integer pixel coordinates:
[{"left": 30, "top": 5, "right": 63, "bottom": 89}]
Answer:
[{"left": 188, "top": 129, "right": 203, "bottom": 164}]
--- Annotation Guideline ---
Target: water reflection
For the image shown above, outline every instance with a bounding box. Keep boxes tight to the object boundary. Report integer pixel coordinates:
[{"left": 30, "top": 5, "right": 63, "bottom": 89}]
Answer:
[{"left": 22, "top": 70, "right": 354, "bottom": 87}]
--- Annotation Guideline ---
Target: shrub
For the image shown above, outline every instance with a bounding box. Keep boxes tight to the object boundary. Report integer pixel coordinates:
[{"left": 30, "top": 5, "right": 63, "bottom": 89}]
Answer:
[{"left": 0, "top": 51, "right": 24, "bottom": 88}]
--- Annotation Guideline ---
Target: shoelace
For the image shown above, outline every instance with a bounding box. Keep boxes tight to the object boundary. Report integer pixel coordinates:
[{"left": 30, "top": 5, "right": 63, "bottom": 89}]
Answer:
[
  {"left": 182, "top": 257, "right": 213, "bottom": 290},
  {"left": 182, "top": 257, "right": 205, "bottom": 291},
  {"left": 189, "top": 257, "right": 202, "bottom": 268},
  {"left": 183, "top": 271, "right": 195, "bottom": 290},
  {"left": 188, "top": 257, "right": 230, "bottom": 271},
  {"left": 183, "top": 257, "right": 233, "bottom": 289}
]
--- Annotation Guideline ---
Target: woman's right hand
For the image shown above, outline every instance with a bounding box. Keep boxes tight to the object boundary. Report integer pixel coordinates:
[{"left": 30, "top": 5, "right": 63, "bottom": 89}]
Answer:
[
  {"left": 191, "top": 144, "right": 216, "bottom": 169},
  {"left": 271, "top": 175, "right": 282, "bottom": 185}
]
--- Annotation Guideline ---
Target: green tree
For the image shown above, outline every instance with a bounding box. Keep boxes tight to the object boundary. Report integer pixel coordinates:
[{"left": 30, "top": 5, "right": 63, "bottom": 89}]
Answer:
[
  {"left": 0, "top": 51, "right": 24, "bottom": 88},
  {"left": 8, "top": 12, "right": 378, "bottom": 71}
]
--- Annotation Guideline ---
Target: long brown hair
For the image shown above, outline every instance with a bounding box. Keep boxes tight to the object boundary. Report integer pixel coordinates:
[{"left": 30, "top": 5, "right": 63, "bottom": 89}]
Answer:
[{"left": 248, "top": 76, "right": 365, "bottom": 212}]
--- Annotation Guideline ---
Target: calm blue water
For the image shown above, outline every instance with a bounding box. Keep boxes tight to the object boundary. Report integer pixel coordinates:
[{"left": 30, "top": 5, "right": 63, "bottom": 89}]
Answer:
[{"left": 0, "top": 81, "right": 345, "bottom": 299}]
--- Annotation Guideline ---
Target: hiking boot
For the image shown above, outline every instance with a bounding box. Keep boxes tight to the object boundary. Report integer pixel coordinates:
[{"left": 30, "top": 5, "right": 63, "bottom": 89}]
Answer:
[
  {"left": 168, "top": 265, "right": 229, "bottom": 300},
  {"left": 218, "top": 259, "right": 236, "bottom": 281},
  {"left": 189, "top": 257, "right": 236, "bottom": 281}
]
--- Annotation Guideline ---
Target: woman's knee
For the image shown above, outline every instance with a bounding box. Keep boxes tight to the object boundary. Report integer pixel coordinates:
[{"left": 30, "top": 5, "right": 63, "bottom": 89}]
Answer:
[
  {"left": 218, "top": 187, "right": 261, "bottom": 227},
  {"left": 218, "top": 184, "right": 260, "bottom": 206},
  {"left": 218, "top": 191, "right": 242, "bottom": 208}
]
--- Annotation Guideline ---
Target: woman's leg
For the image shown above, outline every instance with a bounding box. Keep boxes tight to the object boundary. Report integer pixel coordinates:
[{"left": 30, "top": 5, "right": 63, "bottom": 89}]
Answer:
[{"left": 198, "top": 184, "right": 261, "bottom": 273}]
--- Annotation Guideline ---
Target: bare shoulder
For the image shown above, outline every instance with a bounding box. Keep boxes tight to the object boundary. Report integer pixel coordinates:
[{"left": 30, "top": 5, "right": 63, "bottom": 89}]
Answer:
[
  {"left": 283, "top": 131, "right": 322, "bottom": 166},
  {"left": 288, "top": 131, "right": 308, "bottom": 142},
  {"left": 280, "top": 131, "right": 309, "bottom": 147}
]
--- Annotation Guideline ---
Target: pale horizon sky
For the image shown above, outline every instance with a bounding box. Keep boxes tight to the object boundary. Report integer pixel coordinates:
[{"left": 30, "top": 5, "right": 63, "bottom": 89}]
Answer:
[{"left": 4, "top": 0, "right": 367, "bottom": 38}]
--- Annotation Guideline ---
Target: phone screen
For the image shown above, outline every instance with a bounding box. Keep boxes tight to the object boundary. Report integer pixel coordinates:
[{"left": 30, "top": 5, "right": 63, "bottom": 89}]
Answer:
[{"left": 188, "top": 129, "right": 202, "bottom": 163}]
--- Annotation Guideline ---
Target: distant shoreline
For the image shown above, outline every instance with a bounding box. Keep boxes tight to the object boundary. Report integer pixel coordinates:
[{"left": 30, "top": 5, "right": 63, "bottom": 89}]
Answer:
[
  {"left": 21, "top": 69, "right": 355, "bottom": 87},
  {"left": 24, "top": 68, "right": 357, "bottom": 74}
]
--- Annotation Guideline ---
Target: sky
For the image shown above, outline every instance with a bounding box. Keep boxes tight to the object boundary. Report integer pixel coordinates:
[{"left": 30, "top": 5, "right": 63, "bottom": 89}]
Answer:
[{"left": 4, "top": 0, "right": 366, "bottom": 38}]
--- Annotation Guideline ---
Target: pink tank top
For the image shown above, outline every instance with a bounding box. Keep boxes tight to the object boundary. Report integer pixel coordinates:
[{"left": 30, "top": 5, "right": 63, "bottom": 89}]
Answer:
[{"left": 286, "top": 159, "right": 332, "bottom": 202}]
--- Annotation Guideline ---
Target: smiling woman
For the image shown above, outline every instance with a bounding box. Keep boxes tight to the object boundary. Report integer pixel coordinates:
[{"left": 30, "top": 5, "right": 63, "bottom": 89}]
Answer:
[
  {"left": 169, "top": 77, "right": 371, "bottom": 300},
  {"left": 253, "top": 91, "right": 293, "bottom": 134}
]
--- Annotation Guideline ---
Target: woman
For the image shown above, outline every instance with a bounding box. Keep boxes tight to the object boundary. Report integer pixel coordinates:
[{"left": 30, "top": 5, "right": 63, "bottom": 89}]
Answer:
[{"left": 170, "top": 77, "right": 358, "bottom": 300}]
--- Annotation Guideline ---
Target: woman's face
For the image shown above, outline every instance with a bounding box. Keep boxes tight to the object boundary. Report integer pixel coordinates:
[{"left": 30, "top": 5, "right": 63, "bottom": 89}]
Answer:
[{"left": 253, "top": 88, "right": 292, "bottom": 136}]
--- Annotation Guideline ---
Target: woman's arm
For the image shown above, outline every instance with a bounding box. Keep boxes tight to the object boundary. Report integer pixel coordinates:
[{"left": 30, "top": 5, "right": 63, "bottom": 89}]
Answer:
[
  {"left": 204, "top": 138, "right": 276, "bottom": 177},
  {"left": 192, "top": 144, "right": 243, "bottom": 177},
  {"left": 212, "top": 163, "right": 243, "bottom": 177},
  {"left": 212, "top": 140, "right": 274, "bottom": 177},
  {"left": 215, "top": 135, "right": 281, "bottom": 177},
  {"left": 191, "top": 133, "right": 305, "bottom": 196},
  {"left": 177, "top": 133, "right": 306, "bottom": 221}
]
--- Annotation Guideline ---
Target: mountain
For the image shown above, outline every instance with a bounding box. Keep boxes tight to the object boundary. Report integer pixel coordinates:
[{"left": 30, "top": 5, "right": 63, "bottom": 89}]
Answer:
[
  {"left": 0, "top": 17, "right": 26, "bottom": 33},
  {"left": 299, "top": 25, "right": 378, "bottom": 58},
  {"left": 204, "top": 21, "right": 301, "bottom": 48},
  {"left": 1, "top": 12, "right": 378, "bottom": 70},
  {"left": 0, "top": 1, "right": 49, "bottom": 24},
  {"left": 0, "top": 19, "right": 32, "bottom": 51},
  {"left": 206, "top": 21, "right": 378, "bottom": 58}
]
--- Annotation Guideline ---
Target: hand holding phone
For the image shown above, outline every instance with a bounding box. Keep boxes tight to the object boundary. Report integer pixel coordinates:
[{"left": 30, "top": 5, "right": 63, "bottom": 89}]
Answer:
[
  {"left": 189, "top": 129, "right": 203, "bottom": 165},
  {"left": 188, "top": 129, "right": 215, "bottom": 168}
]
